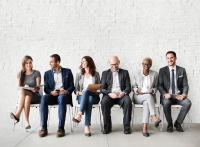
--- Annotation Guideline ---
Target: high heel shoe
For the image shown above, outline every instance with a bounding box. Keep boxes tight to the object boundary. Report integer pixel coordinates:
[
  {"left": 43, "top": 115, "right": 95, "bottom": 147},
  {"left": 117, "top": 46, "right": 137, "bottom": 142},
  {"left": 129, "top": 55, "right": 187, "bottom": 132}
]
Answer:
[
  {"left": 10, "top": 112, "right": 19, "bottom": 123},
  {"left": 72, "top": 114, "right": 82, "bottom": 123},
  {"left": 25, "top": 125, "right": 31, "bottom": 130},
  {"left": 84, "top": 127, "right": 91, "bottom": 137},
  {"left": 155, "top": 119, "right": 162, "bottom": 128}
]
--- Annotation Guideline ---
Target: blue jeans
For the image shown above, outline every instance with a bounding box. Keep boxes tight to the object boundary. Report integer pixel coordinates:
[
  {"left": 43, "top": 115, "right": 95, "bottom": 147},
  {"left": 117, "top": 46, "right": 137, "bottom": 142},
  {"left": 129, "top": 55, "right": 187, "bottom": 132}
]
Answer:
[
  {"left": 77, "top": 90, "right": 100, "bottom": 126},
  {"left": 40, "top": 94, "right": 67, "bottom": 130}
]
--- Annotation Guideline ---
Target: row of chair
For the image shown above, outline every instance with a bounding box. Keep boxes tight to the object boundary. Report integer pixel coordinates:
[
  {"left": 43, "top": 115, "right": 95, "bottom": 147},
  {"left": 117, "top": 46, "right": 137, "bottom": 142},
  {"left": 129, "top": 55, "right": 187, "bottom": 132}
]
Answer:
[{"left": 14, "top": 92, "right": 192, "bottom": 132}]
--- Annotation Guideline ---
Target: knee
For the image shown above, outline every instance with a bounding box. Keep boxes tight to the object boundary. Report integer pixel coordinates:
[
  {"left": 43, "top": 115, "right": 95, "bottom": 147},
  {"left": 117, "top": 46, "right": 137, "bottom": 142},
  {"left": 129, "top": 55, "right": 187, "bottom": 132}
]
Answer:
[
  {"left": 183, "top": 99, "right": 192, "bottom": 108},
  {"left": 143, "top": 101, "right": 148, "bottom": 107},
  {"left": 162, "top": 99, "right": 171, "bottom": 107},
  {"left": 123, "top": 96, "right": 132, "bottom": 107},
  {"left": 40, "top": 94, "right": 50, "bottom": 104},
  {"left": 58, "top": 95, "right": 67, "bottom": 105},
  {"left": 145, "top": 94, "right": 154, "bottom": 100},
  {"left": 101, "top": 96, "right": 110, "bottom": 107}
]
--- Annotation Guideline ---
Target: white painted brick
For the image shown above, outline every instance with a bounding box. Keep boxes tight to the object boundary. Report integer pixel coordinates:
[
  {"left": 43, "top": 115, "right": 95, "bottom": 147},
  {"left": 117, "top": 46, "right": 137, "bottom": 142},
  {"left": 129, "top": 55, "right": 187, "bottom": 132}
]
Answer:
[{"left": 0, "top": 0, "right": 200, "bottom": 126}]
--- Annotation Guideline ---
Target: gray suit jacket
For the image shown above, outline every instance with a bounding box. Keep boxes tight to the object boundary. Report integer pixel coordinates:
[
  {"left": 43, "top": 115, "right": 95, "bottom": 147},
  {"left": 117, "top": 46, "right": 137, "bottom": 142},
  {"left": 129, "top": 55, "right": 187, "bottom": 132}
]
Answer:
[
  {"left": 100, "top": 68, "right": 131, "bottom": 95},
  {"left": 74, "top": 71, "right": 100, "bottom": 94},
  {"left": 132, "top": 70, "right": 158, "bottom": 101},
  {"left": 158, "top": 65, "right": 189, "bottom": 100}
]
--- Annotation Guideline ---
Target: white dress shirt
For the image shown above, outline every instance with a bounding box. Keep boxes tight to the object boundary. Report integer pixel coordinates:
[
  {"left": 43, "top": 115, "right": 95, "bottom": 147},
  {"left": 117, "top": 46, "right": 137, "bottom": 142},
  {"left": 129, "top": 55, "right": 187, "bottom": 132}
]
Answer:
[{"left": 111, "top": 71, "right": 121, "bottom": 93}]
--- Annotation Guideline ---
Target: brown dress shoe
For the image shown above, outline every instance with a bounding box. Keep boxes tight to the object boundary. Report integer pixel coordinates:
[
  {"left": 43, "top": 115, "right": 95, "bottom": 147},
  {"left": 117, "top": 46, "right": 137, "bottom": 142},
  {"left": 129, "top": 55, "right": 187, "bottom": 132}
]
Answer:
[
  {"left": 57, "top": 129, "right": 65, "bottom": 137},
  {"left": 39, "top": 129, "right": 48, "bottom": 137}
]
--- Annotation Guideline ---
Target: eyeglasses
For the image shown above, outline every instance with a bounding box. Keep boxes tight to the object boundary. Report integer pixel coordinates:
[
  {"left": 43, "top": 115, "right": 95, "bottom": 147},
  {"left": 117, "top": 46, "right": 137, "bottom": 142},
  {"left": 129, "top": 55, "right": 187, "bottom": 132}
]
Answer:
[{"left": 142, "top": 63, "right": 151, "bottom": 67}]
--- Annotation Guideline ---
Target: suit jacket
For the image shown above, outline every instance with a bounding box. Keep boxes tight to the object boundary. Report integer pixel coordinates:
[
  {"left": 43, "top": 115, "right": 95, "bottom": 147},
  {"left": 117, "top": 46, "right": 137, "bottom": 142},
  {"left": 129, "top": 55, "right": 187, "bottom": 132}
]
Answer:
[
  {"left": 100, "top": 68, "right": 131, "bottom": 96},
  {"left": 158, "top": 65, "right": 189, "bottom": 101},
  {"left": 133, "top": 70, "right": 158, "bottom": 102},
  {"left": 44, "top": 67, "right": 75, "bottom": 106},
  {"left": 74, "top": 71, "right": 100, "bottom": 94}
]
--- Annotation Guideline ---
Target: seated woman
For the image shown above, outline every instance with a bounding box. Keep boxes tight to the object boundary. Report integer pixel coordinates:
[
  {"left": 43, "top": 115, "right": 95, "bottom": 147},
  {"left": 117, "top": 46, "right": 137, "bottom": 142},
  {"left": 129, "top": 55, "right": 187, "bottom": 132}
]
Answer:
[
  {"left": 72, "top": 56, "right": 101, "bottom": 137},
  {"left": 10, "top": 55, "right": 41, "bottom": 129},
  {"left": 133, "top": 57, "right": 161, "bottom": 137}
]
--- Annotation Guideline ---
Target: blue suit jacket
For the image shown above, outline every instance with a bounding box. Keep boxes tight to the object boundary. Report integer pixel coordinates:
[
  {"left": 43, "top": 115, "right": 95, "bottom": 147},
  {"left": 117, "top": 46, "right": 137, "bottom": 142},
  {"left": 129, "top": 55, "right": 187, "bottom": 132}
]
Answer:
[{"left": 44, "top": 67, "right": 75, "bottom": 106}]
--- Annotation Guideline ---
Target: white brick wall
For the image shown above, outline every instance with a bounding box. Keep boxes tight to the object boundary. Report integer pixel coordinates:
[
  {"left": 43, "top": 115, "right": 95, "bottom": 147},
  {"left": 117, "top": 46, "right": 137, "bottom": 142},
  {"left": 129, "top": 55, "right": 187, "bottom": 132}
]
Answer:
[{"left": 0, "top": 0, "right": 200, "bottom": 127}]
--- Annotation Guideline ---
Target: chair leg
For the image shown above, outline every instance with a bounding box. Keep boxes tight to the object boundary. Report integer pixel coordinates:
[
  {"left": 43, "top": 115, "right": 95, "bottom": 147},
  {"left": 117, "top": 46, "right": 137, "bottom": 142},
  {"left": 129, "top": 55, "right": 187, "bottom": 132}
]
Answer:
[
  {"left": 47, "top": 107, "right": 50, "bottom": 127},
  {"left": 160, "top": 106, "right": 164, "bottom": 132},
  {"left": 68, "top": 106, "right": 73, "bottom": 132},
  {"left": 187, "top": 112, "right": 192, "bottom": 129},
  {"left": 98, "top": 106, "right": 103, "bottom": 132},
  {"left": 131, "top": 107, "right": 134, "bottom": 131}
]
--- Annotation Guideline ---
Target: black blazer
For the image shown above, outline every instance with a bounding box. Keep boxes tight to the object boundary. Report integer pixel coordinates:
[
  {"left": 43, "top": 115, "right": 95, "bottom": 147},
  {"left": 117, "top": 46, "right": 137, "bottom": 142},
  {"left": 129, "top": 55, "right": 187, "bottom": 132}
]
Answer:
[
  {"left": 44, "top": 67, "right": 75, "bottom": 106},
  {"left": 100, "top": 68, "right": 131, "bottom": 96},
  {"left": 158, "top": 65, "right": 189, "bottom": 101}
]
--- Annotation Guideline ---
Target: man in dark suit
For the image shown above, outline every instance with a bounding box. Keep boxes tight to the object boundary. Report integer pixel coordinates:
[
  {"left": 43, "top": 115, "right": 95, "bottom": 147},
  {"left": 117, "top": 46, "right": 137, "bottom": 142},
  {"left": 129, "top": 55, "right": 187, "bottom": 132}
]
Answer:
[
  {"left": 158, "top": 51, "right": 191, "bottom": 132},
  {"left": 39, "top": 54, "right": 75, "bottom": 137},
  {"left": 101, "top": 56, "right": 132, "bottom": 134}
]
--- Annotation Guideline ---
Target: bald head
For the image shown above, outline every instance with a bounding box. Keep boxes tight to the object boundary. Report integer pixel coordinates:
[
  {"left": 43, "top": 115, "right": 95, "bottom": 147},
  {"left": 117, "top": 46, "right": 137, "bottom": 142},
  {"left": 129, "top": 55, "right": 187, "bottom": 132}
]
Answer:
[{"left": 109, "top": 56, "right": 120, "bottom": 71}]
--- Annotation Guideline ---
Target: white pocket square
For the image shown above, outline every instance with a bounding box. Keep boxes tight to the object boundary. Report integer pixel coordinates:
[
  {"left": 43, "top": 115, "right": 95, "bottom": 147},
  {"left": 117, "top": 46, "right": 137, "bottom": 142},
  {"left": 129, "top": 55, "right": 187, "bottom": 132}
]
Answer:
[{"left": 178, "top": 75, "right": 183, "bottom": 78}]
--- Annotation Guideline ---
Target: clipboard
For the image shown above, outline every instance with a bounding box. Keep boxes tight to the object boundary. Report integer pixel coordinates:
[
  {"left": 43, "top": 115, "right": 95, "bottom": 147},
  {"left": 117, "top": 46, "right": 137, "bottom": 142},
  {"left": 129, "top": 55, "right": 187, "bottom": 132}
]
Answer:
[{"left": 87, "top": 84, "right": 102, "bottom": 92}]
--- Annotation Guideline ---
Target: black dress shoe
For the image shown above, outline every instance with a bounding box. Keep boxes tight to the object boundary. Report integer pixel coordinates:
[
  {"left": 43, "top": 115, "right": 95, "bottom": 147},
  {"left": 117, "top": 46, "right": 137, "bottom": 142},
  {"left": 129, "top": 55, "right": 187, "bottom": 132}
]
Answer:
[
  {"left": 57, "top": 129, "right": 65, "bottom": 137},
  {"left": 84, "top": 132, "right": 91, "bottom": 137},
  {"left": 142, "top": 131, "right": 150, "bottom": 137},
  {"left": 124, "top": 129, "right": 131, "bottom": 134},
  {"left": 174, "top": 121, "right": 184, "bottom": 132},
  {"left": 102, "top": 129, "right": 111, "bottom": 134},
  {"left": 167, "top": 124, "right": 173, "bottom": 133},
  {"left": 155, "top": 119, "right": 162, "bottom": 128}
]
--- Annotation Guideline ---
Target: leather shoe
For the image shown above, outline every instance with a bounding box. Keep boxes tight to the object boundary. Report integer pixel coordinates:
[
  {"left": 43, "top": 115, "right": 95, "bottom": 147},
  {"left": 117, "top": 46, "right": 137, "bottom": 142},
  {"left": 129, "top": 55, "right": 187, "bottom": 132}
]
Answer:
[
  {"left": 174, "top": 121, "right": 184, "bottom": 132},
  {"left": 39, "top": 129, "right": 48, "bottom": 137},
  {"left": 167, "top": 124, "right": 173, "bottom": 133},
  {"left": 57, "top": 129, "right": 65, "bottom": 137},
  {"left": 103, "top": 129, "right": 111, "bottom": 134},
  {"left": 124, "top": 129, "right": 131, "bottom": 134}
]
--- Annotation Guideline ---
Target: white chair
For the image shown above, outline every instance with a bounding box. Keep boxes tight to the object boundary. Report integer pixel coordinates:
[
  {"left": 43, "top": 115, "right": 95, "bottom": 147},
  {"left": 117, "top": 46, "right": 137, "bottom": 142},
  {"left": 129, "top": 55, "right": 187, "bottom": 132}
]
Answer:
[{"left": 160, "top": 104, "right": 192, "bottom": 131}]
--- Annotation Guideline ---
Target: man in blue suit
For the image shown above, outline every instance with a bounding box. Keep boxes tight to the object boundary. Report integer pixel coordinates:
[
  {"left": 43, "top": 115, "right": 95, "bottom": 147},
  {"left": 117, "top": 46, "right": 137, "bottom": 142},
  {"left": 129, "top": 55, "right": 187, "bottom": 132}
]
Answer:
[{"left": 39, "top": 54, "right": 75, "bottom": 137}]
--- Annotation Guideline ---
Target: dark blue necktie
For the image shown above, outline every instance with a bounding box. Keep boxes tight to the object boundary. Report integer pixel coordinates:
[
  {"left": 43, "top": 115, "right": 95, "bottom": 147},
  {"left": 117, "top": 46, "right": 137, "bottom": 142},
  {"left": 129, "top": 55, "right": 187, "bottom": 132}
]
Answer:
[{"left": 171, "top": 69, "right": 175, "bottom": 95}]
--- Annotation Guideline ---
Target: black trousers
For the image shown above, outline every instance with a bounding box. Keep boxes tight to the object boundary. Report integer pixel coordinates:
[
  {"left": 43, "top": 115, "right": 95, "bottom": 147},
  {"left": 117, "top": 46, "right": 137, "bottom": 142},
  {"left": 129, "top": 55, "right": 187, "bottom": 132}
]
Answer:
[{"left": 101, "top": 95, "right": 132, "bottom": 131}]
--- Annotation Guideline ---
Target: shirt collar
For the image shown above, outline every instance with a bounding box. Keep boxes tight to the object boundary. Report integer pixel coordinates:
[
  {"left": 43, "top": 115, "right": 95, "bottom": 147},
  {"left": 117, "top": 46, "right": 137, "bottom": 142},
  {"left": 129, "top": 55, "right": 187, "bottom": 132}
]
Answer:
[
  {"left": 52, "top": 67, "right": 62, "bottom": 73},
  {"left": 168, "top": 65, "right": 176, "bottom": 71}
]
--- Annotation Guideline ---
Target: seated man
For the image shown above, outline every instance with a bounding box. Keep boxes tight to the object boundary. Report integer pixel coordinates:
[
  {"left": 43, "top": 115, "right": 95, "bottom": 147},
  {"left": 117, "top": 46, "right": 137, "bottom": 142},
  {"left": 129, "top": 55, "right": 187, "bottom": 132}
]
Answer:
[
  {"left": 101, "top": 56, "right": 132, "bottom": 134},
  {"left": 158, "top": 51, "right": 192, "bottom": 132},
  {"left": 39, "top": 54, "right": 75, "bottom": 137}
]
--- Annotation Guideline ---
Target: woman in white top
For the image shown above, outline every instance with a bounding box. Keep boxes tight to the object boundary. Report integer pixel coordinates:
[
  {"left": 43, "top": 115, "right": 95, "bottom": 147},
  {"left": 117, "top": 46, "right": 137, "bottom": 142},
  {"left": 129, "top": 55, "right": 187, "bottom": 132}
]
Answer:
[
  {"left": 133, "top": 57, "right": 161, "bottom": 137},
  {"left": 73, "top": 56, "right": 100, "bottom": 136}
]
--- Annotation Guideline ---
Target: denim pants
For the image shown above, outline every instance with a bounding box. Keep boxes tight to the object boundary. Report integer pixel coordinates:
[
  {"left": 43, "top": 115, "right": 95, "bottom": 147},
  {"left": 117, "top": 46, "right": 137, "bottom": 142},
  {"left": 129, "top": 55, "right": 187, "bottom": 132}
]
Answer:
[
  {"left": 77, "top": 90, "right": 100, "bottom": 126},
  {"left": 40, "top": 94, "right": 67, "bottom": 130}
]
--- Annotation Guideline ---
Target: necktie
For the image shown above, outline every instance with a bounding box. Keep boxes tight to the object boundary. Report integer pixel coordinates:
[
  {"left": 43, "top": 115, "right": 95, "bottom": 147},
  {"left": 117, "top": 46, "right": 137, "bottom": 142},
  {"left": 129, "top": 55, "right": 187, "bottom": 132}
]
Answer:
[{"left": 171, "top": 69, "right": 175, "bottom": 95}]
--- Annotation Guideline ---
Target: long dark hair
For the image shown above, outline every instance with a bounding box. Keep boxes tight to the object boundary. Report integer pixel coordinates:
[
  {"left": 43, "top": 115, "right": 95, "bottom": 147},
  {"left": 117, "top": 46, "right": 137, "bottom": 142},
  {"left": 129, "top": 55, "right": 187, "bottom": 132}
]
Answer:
[
  {"left": 19, "top": 55, "right": 33, "bottom": 86},
  {"left": 80, "top": 56, "right": 96, "bottom": 76}
]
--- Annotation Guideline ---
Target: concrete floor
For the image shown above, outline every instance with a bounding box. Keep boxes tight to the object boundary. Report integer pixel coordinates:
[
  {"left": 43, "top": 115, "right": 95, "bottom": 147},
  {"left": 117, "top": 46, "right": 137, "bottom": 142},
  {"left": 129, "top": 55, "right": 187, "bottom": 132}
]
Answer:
[
  {"left": 1, "top": 121, "right": 200, "bottom": 147},
  {"left": 1, "top": 106, "right": 199, "bottom": 147}
]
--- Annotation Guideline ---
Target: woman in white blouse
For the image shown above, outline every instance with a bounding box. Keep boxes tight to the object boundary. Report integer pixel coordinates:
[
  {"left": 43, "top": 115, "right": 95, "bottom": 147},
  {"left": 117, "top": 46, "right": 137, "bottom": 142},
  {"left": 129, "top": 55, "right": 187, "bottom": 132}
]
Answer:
[
  {"left": 133, "top": 57, "right": 161, "bottom": 137},
  {"left": 73, "top": 56, "right": 100, "bottom": 136}
]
